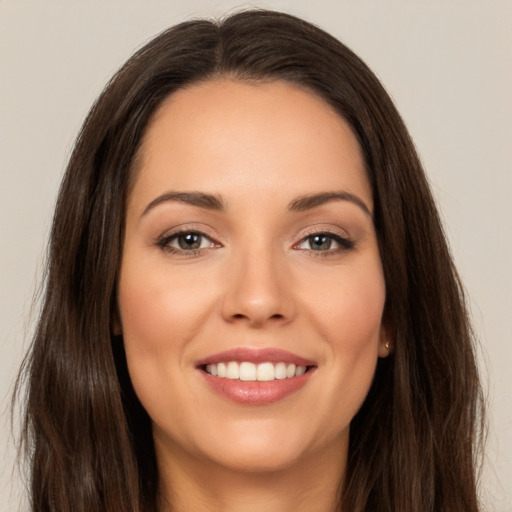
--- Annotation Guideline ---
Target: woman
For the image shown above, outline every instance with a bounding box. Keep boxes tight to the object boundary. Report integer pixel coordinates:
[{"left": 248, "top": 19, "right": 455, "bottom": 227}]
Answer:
[{"left": 16, "top": 9, "right": 484, "bottom": 512}]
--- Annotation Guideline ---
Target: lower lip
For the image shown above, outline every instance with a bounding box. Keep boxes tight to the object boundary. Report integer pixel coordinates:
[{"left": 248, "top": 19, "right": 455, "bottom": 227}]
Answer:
[{"left": 200, "top": 370, "right": 314, "bottom": 405}]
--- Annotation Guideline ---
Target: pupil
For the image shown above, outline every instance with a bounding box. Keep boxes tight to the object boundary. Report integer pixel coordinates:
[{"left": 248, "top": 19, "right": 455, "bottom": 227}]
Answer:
[
  {"left": 311, "top": 235, "right": 331, "bottom": 250},
  {"left": 178, "top": 233, "right": 200, "bottom": 250}
]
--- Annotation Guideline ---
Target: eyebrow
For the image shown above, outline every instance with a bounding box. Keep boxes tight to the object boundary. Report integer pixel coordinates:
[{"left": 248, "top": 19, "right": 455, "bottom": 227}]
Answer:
[
  {"left": 141, "top": 191, "right": 225, "bottom": 216},
  {"left": 288, "top": 191, "right": 372, "bottom": 217},
  {"left": 141, "top": 190, "right": 371, "bottom": 218}
]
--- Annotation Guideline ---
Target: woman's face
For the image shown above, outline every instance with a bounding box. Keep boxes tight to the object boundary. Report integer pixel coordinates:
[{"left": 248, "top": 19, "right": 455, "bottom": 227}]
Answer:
[{"left": 118, "top": 79, "right": 388, "bottom": 474}]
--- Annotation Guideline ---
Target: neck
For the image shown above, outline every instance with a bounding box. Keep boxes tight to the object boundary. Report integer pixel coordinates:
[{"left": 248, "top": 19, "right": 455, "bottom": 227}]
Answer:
[{"left": 156, "top": 439, "right": 347, "bottom": 512}]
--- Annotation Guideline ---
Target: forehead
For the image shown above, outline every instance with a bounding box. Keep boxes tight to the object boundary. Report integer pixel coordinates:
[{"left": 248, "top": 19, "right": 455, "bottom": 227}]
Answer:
[{"left": 129, "top": 79, "right": 371, "bottom": 212}]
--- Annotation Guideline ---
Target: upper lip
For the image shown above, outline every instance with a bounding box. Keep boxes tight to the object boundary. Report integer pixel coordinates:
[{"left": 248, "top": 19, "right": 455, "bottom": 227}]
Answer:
[{"left": 196, "top": 347, "right": 317, "bottom": 367}]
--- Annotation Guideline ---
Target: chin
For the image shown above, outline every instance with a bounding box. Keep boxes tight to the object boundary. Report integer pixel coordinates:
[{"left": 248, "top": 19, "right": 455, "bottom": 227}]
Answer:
[
  {"left": 191, "top": 419, "right": 348, "bottom": 475},
  {"left": 206, "top": 444, "right": 308, "bottom": 474}
]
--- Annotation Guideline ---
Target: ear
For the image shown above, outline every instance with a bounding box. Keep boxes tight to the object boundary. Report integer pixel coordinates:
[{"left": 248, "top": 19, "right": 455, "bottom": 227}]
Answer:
[{"left": 378, "top": 320, "right": 392, "bottom": 358}]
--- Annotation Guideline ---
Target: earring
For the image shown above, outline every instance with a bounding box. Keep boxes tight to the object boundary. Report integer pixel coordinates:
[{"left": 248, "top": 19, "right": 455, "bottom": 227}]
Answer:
[{"left": 385, "top": 341, "right": 390, "bottom": 350}]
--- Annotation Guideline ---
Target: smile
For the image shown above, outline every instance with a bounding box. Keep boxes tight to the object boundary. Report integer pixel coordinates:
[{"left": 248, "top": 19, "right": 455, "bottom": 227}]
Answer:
[
  {"left": 205, "top": 361, "right": 308, "bottom": 381},
  {"left": 197, "top": 348, "right": 316, "bottom": 405}
]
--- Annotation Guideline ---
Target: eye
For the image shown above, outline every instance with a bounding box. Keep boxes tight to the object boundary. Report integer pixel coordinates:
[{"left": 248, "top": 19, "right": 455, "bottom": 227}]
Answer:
[
  {"left": 296, "top": 232, "right": 354, "bottom": 252},
  {"left": 157, "top": 231, "right": 216, "bottom": 253}
]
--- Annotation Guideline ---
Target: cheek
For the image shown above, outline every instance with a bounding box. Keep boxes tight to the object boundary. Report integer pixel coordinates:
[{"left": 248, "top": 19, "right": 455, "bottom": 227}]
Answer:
[
  {"left": 118, "top": 259, "right": 216, "bottom": 351},
  {"left": 298, "top": 261, "right": 386, "bottom": 425},
  {"left": 303, "top": 260, "right": 386, "bottom": 352},
  {"left": 116, "top": 258, "right": 217, "bottom": 415}
]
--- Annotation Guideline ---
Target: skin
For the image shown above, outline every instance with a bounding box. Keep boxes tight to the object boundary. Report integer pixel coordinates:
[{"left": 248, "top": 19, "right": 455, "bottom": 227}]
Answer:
[{"left": 117, "top": 79, "right": 390, "bottom": 512}]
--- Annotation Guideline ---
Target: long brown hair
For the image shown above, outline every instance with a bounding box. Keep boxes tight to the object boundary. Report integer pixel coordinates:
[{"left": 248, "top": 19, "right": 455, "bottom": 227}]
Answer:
[{"left": 15, "top": 9, "right": 485, "bottom": 511}]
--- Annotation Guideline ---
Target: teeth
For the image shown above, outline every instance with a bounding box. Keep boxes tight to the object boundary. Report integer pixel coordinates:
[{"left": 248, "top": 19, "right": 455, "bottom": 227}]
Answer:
[
  {"left": 257, "top": 362, "right": 275, "bottom": 381},
  {"left": 286, "top": 363, "right": 296, "bottom": 378},
  {"left": 275, "top": 362, "right": 287, "bottom": 380},
  {"left": 239, "top": 362, "right": 257, "bottom": 381},
  {"left": 295, "top": 365, "right": 307, "bottom": 376},
  {"left": 226, "top": 361, "right": 239, "bottom": 379},
  {"left": 204, "top": 361, "right": 309, "bottom": 381}
]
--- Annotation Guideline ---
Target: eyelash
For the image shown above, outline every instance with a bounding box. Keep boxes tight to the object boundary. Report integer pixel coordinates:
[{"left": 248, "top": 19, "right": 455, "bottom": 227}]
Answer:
[
  {"left": 294, "top": 230, "right": 355, "bottom": 257},
  {"left": 156, "top": 229, "right": 218, "bottom": 257},
  {"left": 155, "top": 229, "right": 355, "bottom": 257}
]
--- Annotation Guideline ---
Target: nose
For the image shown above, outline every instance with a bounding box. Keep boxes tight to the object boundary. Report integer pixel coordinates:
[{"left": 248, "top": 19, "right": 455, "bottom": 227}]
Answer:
[{"left": 221, "top": 247, "right": 295, "bottom": 328}]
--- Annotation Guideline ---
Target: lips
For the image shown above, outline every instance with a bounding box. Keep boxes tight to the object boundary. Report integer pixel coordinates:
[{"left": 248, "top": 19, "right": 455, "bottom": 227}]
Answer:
[{"left": 196, "top": 348, "right": 316, "bottom": 405}]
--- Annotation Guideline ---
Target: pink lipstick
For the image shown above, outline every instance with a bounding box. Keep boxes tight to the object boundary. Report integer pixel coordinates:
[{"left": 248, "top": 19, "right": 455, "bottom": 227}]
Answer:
[{"left": 196, "top": 348, "right": 316, "bottom": 405}]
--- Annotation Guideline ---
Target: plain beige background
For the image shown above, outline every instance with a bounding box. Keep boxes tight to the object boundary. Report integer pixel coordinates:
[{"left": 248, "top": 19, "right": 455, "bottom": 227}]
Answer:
[{"left": 1, "top": 1, "right": 511, "bottom": 510}]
